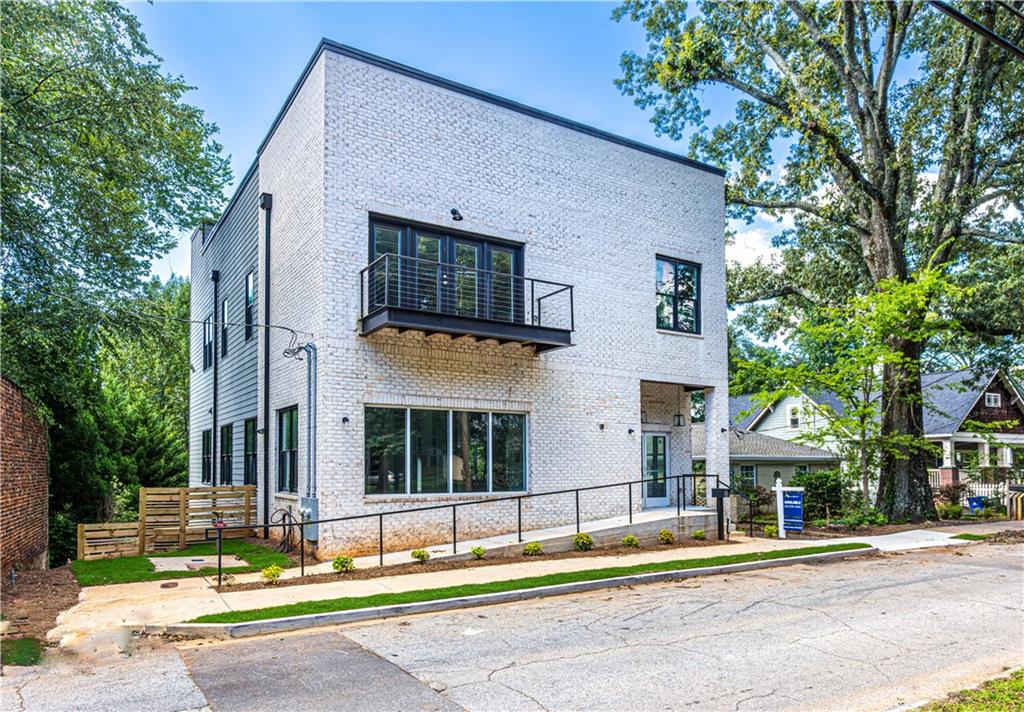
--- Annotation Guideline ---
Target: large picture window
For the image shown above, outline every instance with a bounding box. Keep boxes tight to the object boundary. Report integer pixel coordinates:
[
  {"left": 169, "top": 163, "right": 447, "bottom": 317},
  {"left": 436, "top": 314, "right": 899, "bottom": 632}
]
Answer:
[
  {"left": 656, "top": 257, "right": 700, "bottom": 334},
  {"left": 365, "top": 407, "right": 527, "bottom": 495},
  {"left": 278, "top": 406, "right": 298, "bottom": 493}
]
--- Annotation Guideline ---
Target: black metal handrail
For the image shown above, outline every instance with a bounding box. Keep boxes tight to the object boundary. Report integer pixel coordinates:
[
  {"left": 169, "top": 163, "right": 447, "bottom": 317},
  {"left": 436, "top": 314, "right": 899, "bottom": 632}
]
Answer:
[
  {"left": 358, "top": 253, "right": 575, "bottom": 331},
  {"left": 204, "top": 472, "right": 744, "bottom": 585}
]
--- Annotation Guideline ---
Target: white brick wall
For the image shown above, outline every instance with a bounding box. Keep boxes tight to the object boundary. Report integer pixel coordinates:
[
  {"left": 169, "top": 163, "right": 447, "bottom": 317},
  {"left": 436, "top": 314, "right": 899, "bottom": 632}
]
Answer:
[{"left": 254, "top": 47, "right": 729, "bottom": 556}]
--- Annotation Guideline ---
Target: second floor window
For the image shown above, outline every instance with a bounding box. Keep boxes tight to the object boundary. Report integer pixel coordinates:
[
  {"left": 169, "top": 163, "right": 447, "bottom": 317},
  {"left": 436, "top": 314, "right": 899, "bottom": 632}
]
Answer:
[
  {"left": 220, "top": 300, "right": 229, "bottom": 358},
  {"left": 220, "top": 424, "right": 233, "bottom": 485},
  {"left": 201, "top": 429, "right": 212, "bottom": 483},
  {"left": 788, "top": 406, "right": 801, "bottom": 429},
  {"left": 244, "top": 418, "right": 257, "bottom": 485},
  {"left": 985, "top": 392, "right": 1001, "bottom": 408},
  {"left": 656, "top": 257, "right": 700, "bottom": 334},
  {"left": 202, "top": 316, "right": 213, "bottom": 370},
  {"left": 278, "top": 406, "right": 298, "bottom": 493},
  {"left": 245, "top": 271, "right": 255, "bottom": 341}
]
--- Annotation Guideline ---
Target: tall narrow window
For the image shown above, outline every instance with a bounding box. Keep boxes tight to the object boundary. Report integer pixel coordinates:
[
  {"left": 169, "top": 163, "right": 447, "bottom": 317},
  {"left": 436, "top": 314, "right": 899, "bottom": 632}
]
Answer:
[
  {"left": 220, "top": 300, "right": 229, "bottom": 357},
  {"left": 202, "top": 316, "right": 213, "bottom": 370},
  {"left": 277, "top": 406, "right": 298, "bottom": 493},
  {"left": 244, "top": 271, "right": 256, "bottom": 341},
  {"left": 364, "top": 407, "right": 406, "bottom": 494},
  {"left": 656, "top": 257, "right": 701, "bottom": 334},
  {"left": 201, "top": 430, "right": 212, "bottom": 483},
  {"left": 452, "top": 411, "right": 488, "bottom": 492},
  {"left": 220, "top": 424, "right": 233, "bottom": 485},
  {"left": 243, "top": 418, "right": 257, "bottom": 485},
  {"left": 788, "top": 406, "right": 801, "bottom": 429},
  {"left": 410, "top": 409, "right": 448, "bottom": 494},
  {"left": 491, "top": 413, "right": 526, "bottom": 492}
]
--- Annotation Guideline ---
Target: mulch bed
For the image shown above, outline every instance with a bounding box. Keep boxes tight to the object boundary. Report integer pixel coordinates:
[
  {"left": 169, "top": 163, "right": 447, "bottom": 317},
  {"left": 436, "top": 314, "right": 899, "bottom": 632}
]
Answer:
[
  {"left": 216, "top": 538, "right": 735, "bottom": 593},
  {"left": 987, "top": 529, "right": 1024, "bottom": 545},
  {"left": 0, "top": 565, "right": 81, "bottom": 642}
]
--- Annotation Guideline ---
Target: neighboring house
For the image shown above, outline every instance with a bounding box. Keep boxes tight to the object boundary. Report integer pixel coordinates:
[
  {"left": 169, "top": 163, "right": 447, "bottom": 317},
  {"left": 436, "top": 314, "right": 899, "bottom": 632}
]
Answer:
[
  {"left": 1, "top": 375, "right": 49, "bottom": 573},
  {"left": 731, "top": 369, "right": 1024, "bottom": 486},
  {"left": 691, "top": 428, "right": 838, "bottom": 490},
  {"left": 189, "top": 40, "right": 730, "bottom": 556}
]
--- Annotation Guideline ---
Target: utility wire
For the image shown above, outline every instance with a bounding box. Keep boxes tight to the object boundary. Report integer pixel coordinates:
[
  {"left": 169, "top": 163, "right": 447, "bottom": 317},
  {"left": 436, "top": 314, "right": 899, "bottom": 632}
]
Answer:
[{"left": 928, "top": 1, "right": 1024, "bottom": 61}]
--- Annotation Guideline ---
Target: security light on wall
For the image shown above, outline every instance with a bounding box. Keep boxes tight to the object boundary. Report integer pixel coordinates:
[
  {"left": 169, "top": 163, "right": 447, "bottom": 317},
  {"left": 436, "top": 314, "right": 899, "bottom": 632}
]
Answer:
[
  {"left": 673, "top": 385, "right": 686, "bottom": 427},
  {"left": 450, "top": 208, "right": 463, "bottom": 221}
]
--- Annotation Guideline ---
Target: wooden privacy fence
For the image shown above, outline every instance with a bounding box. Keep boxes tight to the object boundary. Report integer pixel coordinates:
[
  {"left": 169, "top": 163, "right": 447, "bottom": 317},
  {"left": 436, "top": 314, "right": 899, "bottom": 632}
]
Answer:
[{"left": 77, "top": 485, "right": 255, "bottom": 560}]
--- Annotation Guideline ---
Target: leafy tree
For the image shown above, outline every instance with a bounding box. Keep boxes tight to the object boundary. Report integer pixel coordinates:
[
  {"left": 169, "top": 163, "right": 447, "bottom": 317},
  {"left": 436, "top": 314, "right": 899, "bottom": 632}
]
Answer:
[
  {"left": 727, "top": 324, "right": 794, "bottom": 394},
  {"left": 616, "top": 1, "right": 1024, "bottom": 519}
]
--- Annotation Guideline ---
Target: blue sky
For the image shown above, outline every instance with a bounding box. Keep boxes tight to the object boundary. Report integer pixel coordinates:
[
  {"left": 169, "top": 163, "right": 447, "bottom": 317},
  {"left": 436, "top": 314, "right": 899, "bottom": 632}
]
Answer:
[{"left": 135, "top": 1, "right": 778, "bottom": 280}]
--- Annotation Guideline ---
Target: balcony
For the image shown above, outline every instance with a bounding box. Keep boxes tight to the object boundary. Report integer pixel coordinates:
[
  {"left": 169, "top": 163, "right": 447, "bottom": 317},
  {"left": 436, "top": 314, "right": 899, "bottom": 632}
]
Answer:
[{"left": 359, "top": 254, "right": 574, "bottom": 352}]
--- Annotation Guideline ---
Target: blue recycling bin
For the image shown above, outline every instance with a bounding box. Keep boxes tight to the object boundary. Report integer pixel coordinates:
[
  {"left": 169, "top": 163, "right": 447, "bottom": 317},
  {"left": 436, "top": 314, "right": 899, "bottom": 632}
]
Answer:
[{"left": 967, "top": 496, "right": 986, "bottom": 514}]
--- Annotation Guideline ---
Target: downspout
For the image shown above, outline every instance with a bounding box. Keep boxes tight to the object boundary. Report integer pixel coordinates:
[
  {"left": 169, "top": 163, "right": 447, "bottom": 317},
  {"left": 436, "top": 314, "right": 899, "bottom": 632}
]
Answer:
[
  {"left": 303, "top": 343, "right": 317, "bottom": 498},
  {"left": 211, "top": 269, "right": 220, "bottom": 487},
  {"left": 260, "top": 192, "right": 272, "bottom": 538}
]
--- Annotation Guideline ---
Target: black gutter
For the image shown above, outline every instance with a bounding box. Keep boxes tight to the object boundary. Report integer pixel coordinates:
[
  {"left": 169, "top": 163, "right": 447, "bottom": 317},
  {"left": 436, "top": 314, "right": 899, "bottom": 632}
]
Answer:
[
  {"left": 211, "top": 269, "right": 220, "bottom": 486},
  {"left": 260, "top": 193, "right": 273, "bottom": 538}
]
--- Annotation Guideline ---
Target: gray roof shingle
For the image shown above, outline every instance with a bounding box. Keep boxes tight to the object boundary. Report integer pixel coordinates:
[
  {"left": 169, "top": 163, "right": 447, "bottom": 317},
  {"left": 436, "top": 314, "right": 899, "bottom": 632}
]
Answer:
[{"left": 691, "top": 428, "right": 839, "bottom": 461}]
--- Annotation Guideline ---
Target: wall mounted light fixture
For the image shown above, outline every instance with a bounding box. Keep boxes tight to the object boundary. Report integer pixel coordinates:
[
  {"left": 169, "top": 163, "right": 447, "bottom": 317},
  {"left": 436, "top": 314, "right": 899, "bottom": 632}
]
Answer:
[
  {"left": 450, "top": 208, "right": 464, "bottom": 221},
  {"left": 640, "top": 411, "right": 648, "bottom": 424},
  {"left": 673, "top": 385, "right": 686, "bottom": 427},
  {"left": 628, "top": 428, "right": 635, "bottom": 435}
]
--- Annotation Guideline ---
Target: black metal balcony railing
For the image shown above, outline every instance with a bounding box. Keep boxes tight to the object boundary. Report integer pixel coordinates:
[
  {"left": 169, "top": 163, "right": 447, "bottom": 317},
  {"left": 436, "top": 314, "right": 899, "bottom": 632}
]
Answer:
[{"left": 359, "top": 254, "right": 574, "bottom": 350}]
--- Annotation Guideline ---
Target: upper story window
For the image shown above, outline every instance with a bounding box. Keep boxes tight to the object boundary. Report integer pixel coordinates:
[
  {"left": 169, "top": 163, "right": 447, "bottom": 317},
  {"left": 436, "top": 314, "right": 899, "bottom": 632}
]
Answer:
[
  {"left": 220, "top": 300, "right": 229, "bottom": 358},
  {"left": 656, "top": 257, "right": 700, "bottom": 334},
  {"left": 985, "top": 392, "right": 1001, "bottom": 408},
  {"left": 244, "top": 271, "right": 256, "bottom": 341},
  {"left": 788, "top": 406, "right": 801, "bottom": 429},
  {"left": 202, "top": 316, "right": 213, "bottom": 370}
]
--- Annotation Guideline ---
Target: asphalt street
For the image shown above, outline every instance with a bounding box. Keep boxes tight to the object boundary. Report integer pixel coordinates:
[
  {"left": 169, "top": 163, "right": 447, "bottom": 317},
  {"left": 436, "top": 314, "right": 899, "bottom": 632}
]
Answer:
[{"left": 2, "top": 543, "right": 1021, "bottom": 712}]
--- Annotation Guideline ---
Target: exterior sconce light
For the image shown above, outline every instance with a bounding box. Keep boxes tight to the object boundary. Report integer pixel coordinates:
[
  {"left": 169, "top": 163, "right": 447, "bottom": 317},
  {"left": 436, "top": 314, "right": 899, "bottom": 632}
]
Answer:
[
  {"left": 640, "top": 411, "right": 648, "bottom": 423},
  {"left": 673, "top": 385, "right": 685, "bottom": 427},
  {"left": 450, "top": 208, "right": 463, "bottom": 221},
  {"left": 342, "top": 416, "right": 350, "bottom": 424},
  {"left": 628, "top": 428, "right": 635, "bottom": 435},
  {"left": 599, "top": 423, "right": 605, "bottom": 430},
  {"left": 673, "top": 414, "right": 686, "bottom": 427}
]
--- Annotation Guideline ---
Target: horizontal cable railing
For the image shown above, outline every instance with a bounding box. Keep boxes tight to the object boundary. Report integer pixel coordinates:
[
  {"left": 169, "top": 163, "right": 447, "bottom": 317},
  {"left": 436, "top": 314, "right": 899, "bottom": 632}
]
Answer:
[
  {"left": 359, "top": 253, "right": 574, "bottom": 332},
  {"left": 204, "top": 473, "right": 746, "bottom": 584}
]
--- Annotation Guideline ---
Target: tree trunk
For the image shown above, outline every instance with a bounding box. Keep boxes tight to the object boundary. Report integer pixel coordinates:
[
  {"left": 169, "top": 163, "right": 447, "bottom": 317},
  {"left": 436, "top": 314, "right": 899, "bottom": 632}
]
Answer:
[
  {"left": 859, "top": 413, "right": 869, "bottom": 509},
  {"left": 874, "top": 338, "right": 936, "bottom": 521}
]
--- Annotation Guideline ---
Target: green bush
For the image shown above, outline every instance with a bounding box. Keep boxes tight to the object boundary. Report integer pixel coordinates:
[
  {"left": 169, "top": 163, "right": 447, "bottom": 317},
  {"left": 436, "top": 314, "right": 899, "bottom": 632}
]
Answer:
[
  {"left": 573, "top": 532, "right": 594, "bottom": 551},
  {"left": 262, "top": 564, "right": 283, "bottom": 585},
  {"left": 980, "top": 507, "right": 997, "bottom": 520},
  {"left": 657, "top": 528, "right": 675, "bottom": 545},
  {"left": 48, "top": 507, "right": 78, "bottom": 567},
  {"left": 621, "top": 534, "right": 640, "bottom": 548},
  {"left": 936, "top": 502, "right": 964, "bottom": 520},
  {"left": 523, "top": 542, "right": 543, "bottom": 556},
  {"left": 763, "top": 524, "right": 779, "bottom": 538},
  {"left": 411, "top": 549, "right": 430, "bottom": 562},
  {"left": 332, "top": 555, "right": 355, "bottom": 573},
  {"left": 790, "top": 469, "right": 846, "bottom": 521},
  {"left": 470, "top": 546, "right": 486, "bottom": 559},
  {"left": 691, "top": 529, "right": 706, "bottom": 541},
  {"left": 811, "top": 518, "right": 828, "bottom": 528}
]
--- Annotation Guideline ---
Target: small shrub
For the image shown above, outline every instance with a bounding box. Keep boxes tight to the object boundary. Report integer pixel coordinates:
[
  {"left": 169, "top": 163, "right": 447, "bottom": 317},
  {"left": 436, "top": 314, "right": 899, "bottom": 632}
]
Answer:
[
  {"left": 657, "top": 528, "right": 675, "bottom": 545},
  {"left": 573, "top": 532, "right": 594, "bottom": 551},
  {"left": 790, "top": 469, "right": 845, "bottom": 521},
  {"left": 763, "top": 524, "right": 779, "bottom": 538},
  {"left": 980, "top": 507, "right": 996, "bottom": 520},
  {"left": 621, "top": 534, "right": 640, "bottom": 548},
  {"left": 332, "top": 555, "right": 355, "bottom": 573},
  {"left": 470, "top": 546, "right": 486, "bottom": 559},
  {"left": 411, "top": 549, "right": 430, "bottom": 562},
  {"left": 944, "top": 503, "right": 963, "bottom": 520},
  {"left": 938, "top": 482, "right": 969, "bottom": 504},
  {"left": 261, "top": 564, "right": 283, "bottom": 585},
  {"left": 691, "top": 529, "right": 706, "bottom": 541},
  {"left": 811, "top": 518, "right": 828, "bottom": 528},
  {"left": 523, "top": 541, "right": 543, "bottom": 556}
]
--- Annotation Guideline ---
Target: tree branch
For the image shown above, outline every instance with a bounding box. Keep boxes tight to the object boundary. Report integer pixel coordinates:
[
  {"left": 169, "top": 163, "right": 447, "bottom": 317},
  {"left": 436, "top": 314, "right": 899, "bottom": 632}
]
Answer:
[{"left": 730, "top": 194, "right": 870, "bottom": 234}]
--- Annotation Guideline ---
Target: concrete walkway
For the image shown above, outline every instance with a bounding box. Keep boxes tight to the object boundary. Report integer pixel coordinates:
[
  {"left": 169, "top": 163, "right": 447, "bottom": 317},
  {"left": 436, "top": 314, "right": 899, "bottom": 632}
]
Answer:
[{"left": 49, "top": 520, "right": 1023, "bottom": 654}]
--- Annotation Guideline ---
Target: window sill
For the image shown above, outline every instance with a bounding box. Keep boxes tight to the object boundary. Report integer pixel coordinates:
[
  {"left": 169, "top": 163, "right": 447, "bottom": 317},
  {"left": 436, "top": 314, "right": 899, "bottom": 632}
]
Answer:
[
  {"left": 656, "top": 329, "right": 703, "bottom": 339},
  {"left": 364, "top": 492, "right": 528, "bottom": 503},
  {"left": 275, "top": 492, "right": 299, "bottom": 501}
]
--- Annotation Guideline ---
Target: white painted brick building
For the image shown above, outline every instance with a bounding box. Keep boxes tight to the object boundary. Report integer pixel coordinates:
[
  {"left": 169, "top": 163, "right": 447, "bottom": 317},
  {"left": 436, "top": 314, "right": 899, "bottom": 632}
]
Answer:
[{"left": 189, "top": 41, "right": 729, "bottom": 558}]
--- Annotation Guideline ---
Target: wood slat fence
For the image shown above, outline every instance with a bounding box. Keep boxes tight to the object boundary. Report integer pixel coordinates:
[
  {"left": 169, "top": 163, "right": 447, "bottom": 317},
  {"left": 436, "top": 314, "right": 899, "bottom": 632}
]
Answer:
[{"left": 77, "top": 485, "right": 255, "bottom": 560}]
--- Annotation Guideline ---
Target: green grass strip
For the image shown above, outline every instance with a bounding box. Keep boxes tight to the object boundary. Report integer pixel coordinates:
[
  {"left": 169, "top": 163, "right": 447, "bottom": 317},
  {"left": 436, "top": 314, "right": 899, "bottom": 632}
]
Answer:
[
  {"left": 919, "top": 668, "right": 1023, "bottom": 711},
  {"left": 951, "top": 533, "right": 992, "bottom": 541},
  {"left": 71, "top": 541, "right": 291, "bottom": 586},
  {"left": 190, "top": 542, "right": 870, "bottom": 624},
  {"left": 1, "top": 637, "right": 44, "bottom": 666}
]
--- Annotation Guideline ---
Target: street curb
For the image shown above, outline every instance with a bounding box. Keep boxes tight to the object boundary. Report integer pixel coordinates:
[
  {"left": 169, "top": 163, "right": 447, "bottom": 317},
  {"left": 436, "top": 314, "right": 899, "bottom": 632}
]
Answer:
[{"left": 157, "top": 546, "right": 877, "bottom": 639}]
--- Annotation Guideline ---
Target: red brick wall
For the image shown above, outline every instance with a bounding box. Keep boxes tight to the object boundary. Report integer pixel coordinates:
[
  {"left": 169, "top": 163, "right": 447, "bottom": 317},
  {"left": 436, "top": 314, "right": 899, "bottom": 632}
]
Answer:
[{"left": 1, "top": 376, "right": 49, "bottom": 572}]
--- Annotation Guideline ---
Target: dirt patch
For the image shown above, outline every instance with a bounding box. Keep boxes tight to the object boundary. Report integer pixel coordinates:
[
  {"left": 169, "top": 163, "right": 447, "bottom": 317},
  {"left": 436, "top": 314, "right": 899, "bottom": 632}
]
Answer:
[
  {"left": 744, "top": 517, "right": 1012, "bottom": 539},
  {"left": 0, "top": 565, "right": 81, "bottom": 641},
  {"left": 987, "top": 529, "right": 1024, "bottom": 545},
  {"left": 217, "top": 538, "right": 736, "bottom": 592}
]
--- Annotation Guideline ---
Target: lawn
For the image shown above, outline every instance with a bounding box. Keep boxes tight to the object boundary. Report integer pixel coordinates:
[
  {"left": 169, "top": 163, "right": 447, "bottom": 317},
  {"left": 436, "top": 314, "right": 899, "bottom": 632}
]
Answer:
[
  {"left": 951, "top": 533, "right": 992, "bottom": 541},
  {"left": 190, "top": 542, "right": 871, "bottom": 624},
  {"left": 1, "top": 637, "right": 44, "bottom": 666},
  {"left": 71, "top": 540, "right": 291, "bottom": 586},
  {"left": 920, "top": 669, "right": 1024, "bottom": 711}
]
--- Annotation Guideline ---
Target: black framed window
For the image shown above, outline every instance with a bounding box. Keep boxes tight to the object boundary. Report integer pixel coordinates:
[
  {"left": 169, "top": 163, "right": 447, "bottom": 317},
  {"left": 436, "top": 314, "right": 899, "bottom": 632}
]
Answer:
[
  {"left": 656, "top": 257, "right": 701, "bottom": 334},
  {"left": 220, "top": 424, "right": 233, "bottom": 485},
  {"left": 277, "top": 406, "right": 298, "bottom": 493},
  {"left": 243, "top": 418, "right": 257, "bottom": 485},
  {"left": 244, "top": 271, "right": 256, "bottom": 341},
  {"left": 220, "top": 300, "right": 229, "bottom": 357},
  {"left": 202, "top": 316, "right": 214, "bottom": 370},
  {"left": 364, "top": 407, "right": 527, "bottom": 495},
  {"left": 201, "top": 429, "right": 212, "bottom": 483}
]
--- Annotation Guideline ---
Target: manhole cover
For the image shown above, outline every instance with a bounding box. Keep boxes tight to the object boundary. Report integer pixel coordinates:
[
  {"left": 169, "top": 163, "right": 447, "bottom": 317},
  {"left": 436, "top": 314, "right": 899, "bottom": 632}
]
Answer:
[{"left": 160, "top": 582, "right": 179, "bottom": 589}]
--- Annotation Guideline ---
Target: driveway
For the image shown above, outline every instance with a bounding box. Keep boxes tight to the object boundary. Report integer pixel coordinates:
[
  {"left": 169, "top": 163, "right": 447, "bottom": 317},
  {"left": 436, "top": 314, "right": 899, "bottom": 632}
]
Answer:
[{"left": 3, "top": 543, "right": 1021, "bottom": 711}]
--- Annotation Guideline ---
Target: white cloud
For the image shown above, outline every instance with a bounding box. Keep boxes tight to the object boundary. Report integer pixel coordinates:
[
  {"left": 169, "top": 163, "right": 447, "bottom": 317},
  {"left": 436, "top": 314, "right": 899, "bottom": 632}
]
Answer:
[{"left": 727, "top": 225, "right": 781, "bottom": 267}]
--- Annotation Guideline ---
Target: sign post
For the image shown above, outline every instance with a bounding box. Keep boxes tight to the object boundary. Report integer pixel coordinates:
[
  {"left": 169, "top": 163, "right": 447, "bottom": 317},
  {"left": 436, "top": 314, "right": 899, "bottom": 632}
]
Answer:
[{"left": 774, "top": 477, "right": 805, "bottom": 539}]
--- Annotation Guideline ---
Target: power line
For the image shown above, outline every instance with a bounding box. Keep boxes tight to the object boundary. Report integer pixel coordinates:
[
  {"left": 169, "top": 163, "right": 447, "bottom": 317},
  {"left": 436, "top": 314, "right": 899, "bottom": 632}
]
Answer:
[{"left": 928, "top": 1, "right": 1024, "bottom": 61}]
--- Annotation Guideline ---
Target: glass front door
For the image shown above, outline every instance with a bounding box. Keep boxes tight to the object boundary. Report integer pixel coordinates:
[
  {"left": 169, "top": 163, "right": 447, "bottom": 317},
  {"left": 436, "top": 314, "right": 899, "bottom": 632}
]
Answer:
[{"left": 643, "top": 433, "right": 669, "bottom": 508}]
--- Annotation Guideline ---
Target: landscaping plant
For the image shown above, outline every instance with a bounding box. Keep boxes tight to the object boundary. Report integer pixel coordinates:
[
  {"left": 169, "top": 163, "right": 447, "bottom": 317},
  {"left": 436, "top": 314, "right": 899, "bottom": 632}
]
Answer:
[
  {"left": 470, "top": 546, "right": 486, "bottom": 560},
  {"left": 523, "top": 542, "right": 543, "bottom": 556},
  {"left": 573, "top": 533, "right": 594, "bottom": 551},
  {"left": 332, "top": 555, "right": 355, "bottom": 573},
  {"left": 657, "top": 529, "right": 675, "bottom": 545},
  {"left": 692, "top": 529, "right": 706, "bottom": 541},
  {"left": 790, "top": 469, "right": 847, "bottom": 521},
  {"left": 411, "top": 549, "right": 430, "bottom": 562},
  {"left": 621, "top": 534, "right": 640, "bottom": 548},
  {"left": 261, "top": 564, "right": 283, "bottom": 585},
  {"left": 763, "top": 525, "right": 779, "bottom": 538}
]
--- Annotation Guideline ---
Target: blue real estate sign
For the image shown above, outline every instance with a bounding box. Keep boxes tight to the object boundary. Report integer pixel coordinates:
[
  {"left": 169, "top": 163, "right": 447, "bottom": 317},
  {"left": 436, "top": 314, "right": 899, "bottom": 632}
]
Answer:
[{"left": 782, "top": 490, "right": 804, "bottom": 532}]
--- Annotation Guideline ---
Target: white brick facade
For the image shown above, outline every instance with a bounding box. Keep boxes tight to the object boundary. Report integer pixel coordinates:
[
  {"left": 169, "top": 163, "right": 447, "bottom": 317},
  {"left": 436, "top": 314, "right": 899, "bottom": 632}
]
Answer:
[{"left": 194, "top": 42, "right": 729, "bottom": 557}]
